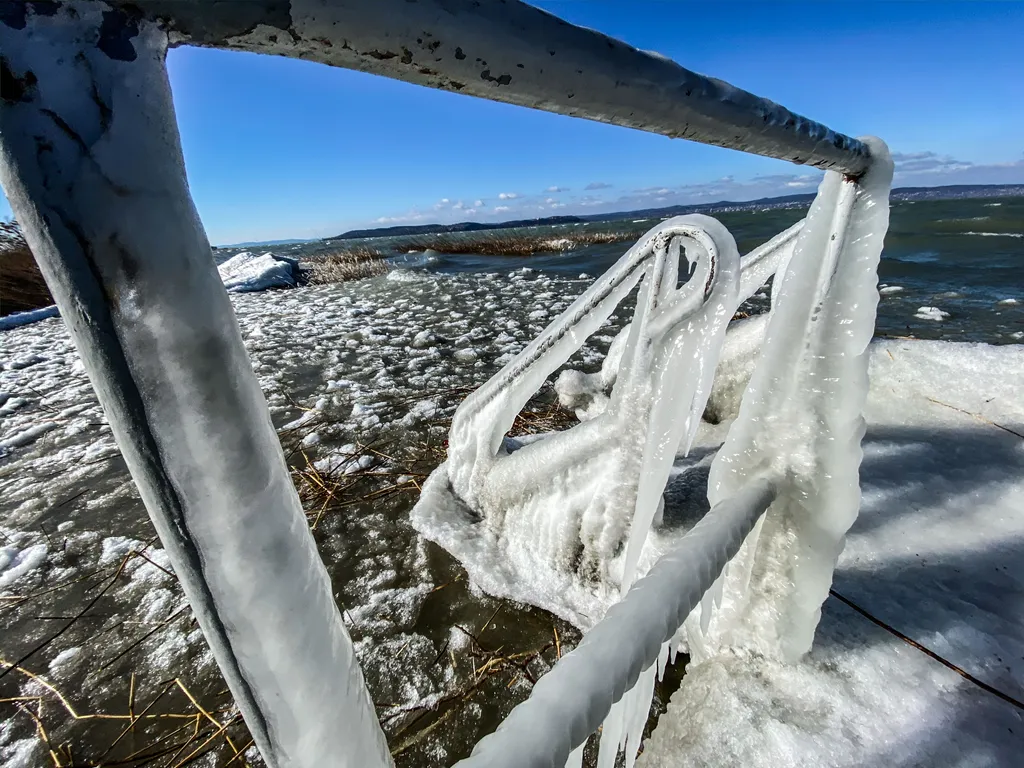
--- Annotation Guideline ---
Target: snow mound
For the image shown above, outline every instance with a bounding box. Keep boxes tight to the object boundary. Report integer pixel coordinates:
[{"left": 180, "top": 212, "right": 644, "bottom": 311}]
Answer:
[{"left": 217, "top": 250, "right": 300, "bottom": 292}]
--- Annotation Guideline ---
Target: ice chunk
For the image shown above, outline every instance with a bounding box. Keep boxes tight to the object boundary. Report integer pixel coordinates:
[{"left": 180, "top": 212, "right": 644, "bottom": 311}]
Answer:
[
  {"left": 0, "top": 542, "right": 48, "bottom": 589},
  {"left": 915, "top": 306, "right": 950, "bottom": 321},
  {"left": 217, "top": 250, "right": 300, "bottom": 292}
]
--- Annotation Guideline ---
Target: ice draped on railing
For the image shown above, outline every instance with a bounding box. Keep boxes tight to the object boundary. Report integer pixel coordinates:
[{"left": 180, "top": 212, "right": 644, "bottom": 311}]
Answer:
[
  {"left": 417, "top": 140, "right": 893, "bottom": 768},
  {"left": 443, "top": 216, "right": 743, "bottom": 586},
  {"left": 412, "top": 219, "right": 802, "bottom": 626}
]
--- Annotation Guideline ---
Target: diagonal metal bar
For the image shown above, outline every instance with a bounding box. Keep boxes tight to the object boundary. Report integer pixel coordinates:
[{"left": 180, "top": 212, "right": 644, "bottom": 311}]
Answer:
[
  {"left": 113, "top": 0, "right": 871, "bottom": 175},
  {"left": 454, "top": 477, "right": 778, "bottom": 768}
]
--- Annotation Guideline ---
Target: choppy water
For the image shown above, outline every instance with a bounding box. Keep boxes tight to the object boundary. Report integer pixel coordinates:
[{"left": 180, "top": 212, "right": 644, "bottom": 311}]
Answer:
[
  {"left": 222, "top": 195, "right": 1024, "bottom": 345},
  {"left": 1, "top": 196, "right": 1020, "bottom": 767}
]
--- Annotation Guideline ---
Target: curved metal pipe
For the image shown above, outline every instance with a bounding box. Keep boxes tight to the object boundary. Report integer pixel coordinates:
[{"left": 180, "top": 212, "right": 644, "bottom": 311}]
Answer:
[{"left": 109, "top": 0, "right": 872, "bottom": 175}]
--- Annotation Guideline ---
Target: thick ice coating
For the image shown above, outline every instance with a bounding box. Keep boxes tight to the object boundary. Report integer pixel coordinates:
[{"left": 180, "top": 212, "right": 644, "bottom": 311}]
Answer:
[
  {"left": 416, "top": 216, "right": 751, "bottom": 628},
  {"left": 427, "top": 141, "right": 893, "bottom": 768},
  {"left": 693, "top": 137, "right": 894, "bottom": 663},
  {"left": 0, "top": 8, "right": 391, "bottom": 768}
]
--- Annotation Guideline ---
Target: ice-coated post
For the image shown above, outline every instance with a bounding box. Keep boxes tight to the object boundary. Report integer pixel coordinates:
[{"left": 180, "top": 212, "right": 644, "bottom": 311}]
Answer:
[{"left": 0, "top": 6, "right": 391, "bottom": 767}]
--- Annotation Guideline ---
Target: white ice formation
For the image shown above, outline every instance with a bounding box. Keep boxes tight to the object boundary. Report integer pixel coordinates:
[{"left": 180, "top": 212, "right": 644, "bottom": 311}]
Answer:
[
  {"left": 217, "top": 250, "right": 301, "bottom": 293},
  {"left": 693, "top": 137, "right": 894, "bottom": 664},
  {"left": 424, "top": 139, "right": 894, "bottom": 768},
  {"left": 414, "top": 215, "right": 800, "bottom": 626}
]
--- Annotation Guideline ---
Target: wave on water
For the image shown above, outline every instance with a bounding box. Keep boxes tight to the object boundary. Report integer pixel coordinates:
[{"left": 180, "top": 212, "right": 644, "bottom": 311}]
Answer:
[
  {"left": 891, "top": 251, "right": 940, "bottom": 264},
  {"left": 963, "top": 231, "right": 1024, "bottom": 238}
]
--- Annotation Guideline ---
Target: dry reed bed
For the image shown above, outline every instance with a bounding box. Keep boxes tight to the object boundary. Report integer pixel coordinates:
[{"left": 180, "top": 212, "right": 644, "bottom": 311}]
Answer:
[
  {"left": 392, "top": 229, "right": 632, "bottom": 256},
  {"left": 302, "top": 247, "right": 390, "bottom": 285}
]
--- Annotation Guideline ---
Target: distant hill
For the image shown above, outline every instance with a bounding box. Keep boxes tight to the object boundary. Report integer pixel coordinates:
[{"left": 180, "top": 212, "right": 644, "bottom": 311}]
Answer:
[
  {"left": 889, "top": 184, "right": 1024, "bottom": 201},
  {"left": 331, "top": 216, "right": 586, "bottom": 240},
  {"left": 216, "top": 237, "right": 315, "bottom": 249},
  {"left": 589, "top": 184, "right": 1024, "bottom": 224}
]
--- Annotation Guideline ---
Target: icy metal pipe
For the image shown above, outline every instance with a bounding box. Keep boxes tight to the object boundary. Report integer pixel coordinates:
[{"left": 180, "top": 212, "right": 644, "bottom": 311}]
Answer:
[
  {"left": 454, "top": 477, "right": 778, "bottom": 768},
  {"left": 107, "top": 0, "right": 871, "bottom": 175},
  {"left": 0, "top": 8, "right": 390, "bottom": 768}
]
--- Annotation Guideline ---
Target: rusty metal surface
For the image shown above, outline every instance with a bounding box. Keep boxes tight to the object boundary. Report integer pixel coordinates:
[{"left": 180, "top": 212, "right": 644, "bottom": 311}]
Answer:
[{"left": 104, "top": 0, "right": 872, "bottom": 175}]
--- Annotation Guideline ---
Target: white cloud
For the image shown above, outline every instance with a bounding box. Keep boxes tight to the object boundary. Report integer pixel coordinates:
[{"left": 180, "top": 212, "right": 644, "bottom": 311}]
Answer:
[
  {"left": 373, "top": 213, "right": 427, "bottom": 224},
  {"left": 889, "top": 152, "right": 1024, "bottom": 186},
  {"left": 585, "top": 182, "right": 613, "bottom": 190},
  {"left": 545, "top": 186, "right": 570, "bottom": 193},
  {"left": 349, "top": 151, "right": 1022, "bottom": 234}
]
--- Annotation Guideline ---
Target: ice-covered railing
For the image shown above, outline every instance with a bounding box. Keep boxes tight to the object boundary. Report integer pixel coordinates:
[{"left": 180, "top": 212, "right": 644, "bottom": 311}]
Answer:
[
  {"left": 412, "top": 215, "right": 803, "bottom": 627},
  {"left": 0, "top": 3, "right": 888, "bottom": 768},
  {"left": 424, "top": 141, "right": 893, "bottom": 768}
]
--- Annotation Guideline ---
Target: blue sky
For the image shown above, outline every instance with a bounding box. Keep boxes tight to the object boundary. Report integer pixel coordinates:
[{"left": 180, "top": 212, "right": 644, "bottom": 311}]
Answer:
[{"left": 3, "top": 1, "right": 1023, "bottom": 244}]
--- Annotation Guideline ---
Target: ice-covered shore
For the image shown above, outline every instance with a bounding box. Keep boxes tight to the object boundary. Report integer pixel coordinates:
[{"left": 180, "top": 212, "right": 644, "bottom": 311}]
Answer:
[
  {"left": 0, "top": 250, "right": 300, "bottom": 332},
  {"left": 1, "top": 266, "right": 1021, "bottom": 766},
  {"left": 639, "top": 338, "right": 1024, "bottom": 766}
]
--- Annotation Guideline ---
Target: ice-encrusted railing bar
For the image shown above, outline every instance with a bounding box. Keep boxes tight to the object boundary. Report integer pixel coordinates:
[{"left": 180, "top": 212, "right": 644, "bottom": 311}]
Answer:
[
  {"left": 103, "top": 0, "right": 872, "bottom": 176},
  {"left": 452, "top": 478, "right": 777, "bottom": 768},
  {"left": 0, "top": 9, "right": 390, "bottom": 768}
]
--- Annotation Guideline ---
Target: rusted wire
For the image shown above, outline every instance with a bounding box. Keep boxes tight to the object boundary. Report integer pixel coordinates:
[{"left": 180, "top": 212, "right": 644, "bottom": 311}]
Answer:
[{"left": 829, "top": 589, "right": 1024, "bottom": 712}]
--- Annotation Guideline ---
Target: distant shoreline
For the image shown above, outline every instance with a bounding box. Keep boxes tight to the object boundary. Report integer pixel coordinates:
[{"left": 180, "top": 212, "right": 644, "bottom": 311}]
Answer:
[{"left": 216, "top": 184, "right": 1024, "bottom": 248}]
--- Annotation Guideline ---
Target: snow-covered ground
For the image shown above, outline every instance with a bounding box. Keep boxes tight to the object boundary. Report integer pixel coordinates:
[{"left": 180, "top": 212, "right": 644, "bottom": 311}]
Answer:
[
  {"left": 639, "top": 339, "right": 1024, "bottom": 766},
  {"left": 0, "top": 267, "right": 595, "bottom": 767},
  {"left": 1, "top": 263, "right": 1021, "bottom": 766}
]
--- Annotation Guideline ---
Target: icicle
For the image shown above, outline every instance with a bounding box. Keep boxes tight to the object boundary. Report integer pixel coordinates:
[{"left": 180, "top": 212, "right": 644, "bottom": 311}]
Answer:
[
  {"left": 713, "top": 562, "right": 729, "bottom": 607},
  {"left": 623, "top": 665, "right": 658, "bottom": 768},
  {"left": 564, "top": 740, "right": 585, "bottom": 768},
  {"left": 656, "top": 640, "right": 671, "bottom": 681},
  {"left": 597, "top": 696, "right": 627, "bottom": 768},
  {"left": 699, "top": 589, "right": 714, "bottom": 635}
]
